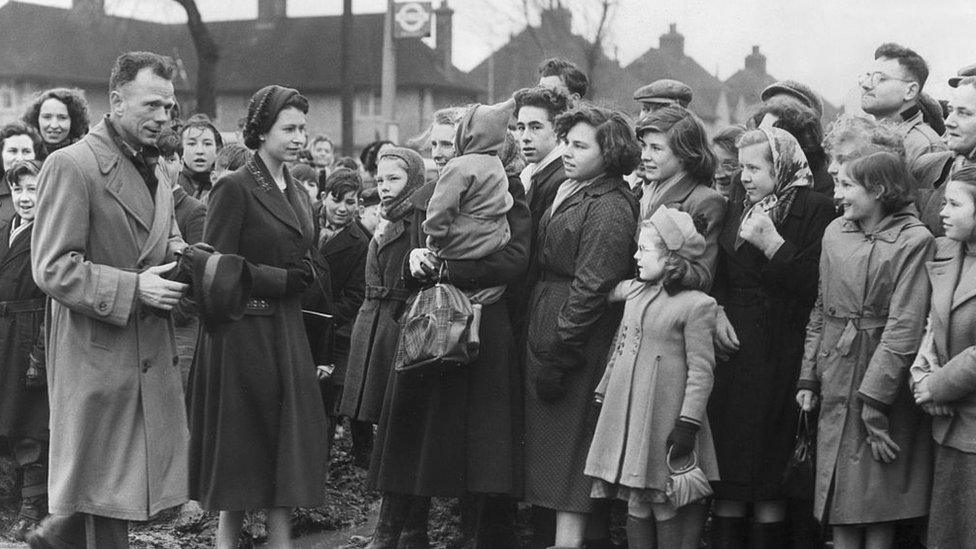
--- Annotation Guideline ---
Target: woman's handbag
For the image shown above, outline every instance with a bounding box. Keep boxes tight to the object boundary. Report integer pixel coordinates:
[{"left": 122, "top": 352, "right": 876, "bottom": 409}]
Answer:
[
  {"left": 393, "top": 276, "right": 481, "bottom": 374},
  {"left": 782, "top": 410, "right": 815, "bottom": 499},
  {"left": 665, "top": 448, "right": 713, "bottom": 508}
]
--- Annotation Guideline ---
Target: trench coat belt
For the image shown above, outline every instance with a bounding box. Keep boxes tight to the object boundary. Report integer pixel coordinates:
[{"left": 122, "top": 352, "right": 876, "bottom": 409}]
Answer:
[
  {"left": 365, "top": 285, "right": 411, "bottom": 302},
  {"left": 0, "top": 298, "right": 46, "bottom": 317},
  {"left": 830, "top": 314, "right": 888, "bottom": 356}
]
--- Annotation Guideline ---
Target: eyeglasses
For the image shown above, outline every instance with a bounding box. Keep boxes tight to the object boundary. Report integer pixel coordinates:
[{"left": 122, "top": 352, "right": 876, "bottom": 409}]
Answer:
[{"left": 858, "top": 71, "right": 914, "bottom": 88}]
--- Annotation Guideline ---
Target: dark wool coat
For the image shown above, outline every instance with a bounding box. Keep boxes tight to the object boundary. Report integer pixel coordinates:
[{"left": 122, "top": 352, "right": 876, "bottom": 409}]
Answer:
[
  {"left": 523, "top": 174, "right": 638, "bottom": 513},
  {"left": 635, "top": 174, "right": 727, "bottom": 291},
  {"left": 799, "top": 208, "right": 934, "bottom": 524},
  {"left": 368, "top": 177, "right": 531, "bottom": 497},
  {"left": 311, "top": 221, "right": 368, "bottom": 413},
  {"left": 339, "top": 211, "right": 415, "bottom": 424},
  {"left": 0, "top": 185, "right": 14, "bottom": 229},
  {"left": 173, "top": 185, "right": 206, "bottom": 244},
  {"left": 188, "top": 157, "right": 328, "bottom": 511},
  {"left": 0, "top": 220, "right": 47, "bottom": 440},
  {"left": 709, "top": 187, "right": 837, "bottom": 502}
]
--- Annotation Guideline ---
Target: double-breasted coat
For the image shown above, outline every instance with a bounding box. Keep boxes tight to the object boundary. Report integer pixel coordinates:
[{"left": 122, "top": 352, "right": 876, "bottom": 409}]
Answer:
[
  {"left": 709, "top": 187, "right": 836, "bottom": 501},
  {"left": 799, "top": 207, "right": 934, "bottom": 524},
  {"left": 524, "top": 174, "right": 638, "bottom": 513},
  {"left": 31, "top": 120, "right": 188, "bottom": 520},
  {"left": 187, "top": 155, "right": 328, "bottom": 510},
  {"left": 0, "top": 219, "right": 47, "bottom": 441},
  {"left": 368, "top": 177, "right": 531, "bottom": 497},
  {"left": 338, "top": 206, "right": 415, "bottom": 424},
  {"left": 585, "top": 282, "right": 720, "bottom": 491}
]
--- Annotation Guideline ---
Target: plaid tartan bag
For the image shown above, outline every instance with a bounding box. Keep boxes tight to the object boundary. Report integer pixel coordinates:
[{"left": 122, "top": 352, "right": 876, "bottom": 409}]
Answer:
[{"left": 394, "top": 281, "right": 482, "bottom": 374}]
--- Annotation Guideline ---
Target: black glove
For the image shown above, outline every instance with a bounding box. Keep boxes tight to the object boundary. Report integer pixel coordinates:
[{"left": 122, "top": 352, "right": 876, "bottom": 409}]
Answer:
[
  {"left": 666, "top": 418, "right": 699, "bottom": 459},
  {"left": 286, "top": 260, "right": 315, "bottom": 294},
  {"left": 535, "top": 366, "right": 567, "bottom": 402},
  {"left": 24, "top": 353, "right": 45, "bottom": 390}
]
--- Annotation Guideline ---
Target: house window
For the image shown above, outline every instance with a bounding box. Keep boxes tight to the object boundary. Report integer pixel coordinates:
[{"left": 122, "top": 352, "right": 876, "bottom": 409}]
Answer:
[{"left": 356, "top": 91, "right": 381, "bottom": 119}]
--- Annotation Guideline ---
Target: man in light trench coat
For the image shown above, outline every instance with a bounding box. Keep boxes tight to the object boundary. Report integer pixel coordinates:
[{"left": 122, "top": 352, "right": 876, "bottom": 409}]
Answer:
[{"left": 28, "top": 51, "right": 189, "bottom": 548}]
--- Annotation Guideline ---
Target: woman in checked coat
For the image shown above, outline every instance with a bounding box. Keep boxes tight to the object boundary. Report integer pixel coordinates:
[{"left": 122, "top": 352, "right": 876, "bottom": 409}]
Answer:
[{"left": 522, "top": 103, "right": 640, "bottom": 547}]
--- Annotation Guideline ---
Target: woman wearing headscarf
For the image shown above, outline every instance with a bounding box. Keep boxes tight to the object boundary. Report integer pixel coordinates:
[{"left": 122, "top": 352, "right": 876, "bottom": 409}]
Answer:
[
  {"left": 708, "top": 127, "right": 837, "bottom": 547},
  {"left": 366, "top": 100, "right": 533, "bottom": 547},
  {"left": 187, "top": 85, "right": 327, "bottom": 549},
  {"left": 21, "top": 87, "right": 89, "bottom": 160}
]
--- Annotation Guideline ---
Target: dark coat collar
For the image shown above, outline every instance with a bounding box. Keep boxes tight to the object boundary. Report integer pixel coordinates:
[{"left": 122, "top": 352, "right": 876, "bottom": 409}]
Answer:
[{"left": 322, "top": 220, "right": 368, "bottom": 257}]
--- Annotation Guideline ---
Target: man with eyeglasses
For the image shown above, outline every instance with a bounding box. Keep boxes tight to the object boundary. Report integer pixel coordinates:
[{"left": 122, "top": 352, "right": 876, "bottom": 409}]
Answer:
[{"left": 860, "top": 43, "right": 947, "bottom": 165}]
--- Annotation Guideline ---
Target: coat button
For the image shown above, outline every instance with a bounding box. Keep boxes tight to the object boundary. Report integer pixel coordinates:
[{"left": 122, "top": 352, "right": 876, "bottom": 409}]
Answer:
[
  {"left": 142, "top": 359, "right": 151, "bottom": 373},
  {"left": 827, "top": 306, "right": 836, "bottom": 315},
  {"left": 98, "top": 302, "right": 108, "bottom": 312},
  {"left": 172, "top": 356, "right": 180, "bottom": 366}
]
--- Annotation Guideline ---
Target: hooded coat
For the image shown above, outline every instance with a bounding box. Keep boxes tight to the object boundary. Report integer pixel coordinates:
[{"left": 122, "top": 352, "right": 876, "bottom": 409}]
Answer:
[
  {"left": 799, "top": 207, "right": 934, "bottom": 524},
  {"left": 31, "top": 120, "right": 188, "bottom": 520},
  {"left": 423, "top": 102, "right": 515, "bottom": 260}
]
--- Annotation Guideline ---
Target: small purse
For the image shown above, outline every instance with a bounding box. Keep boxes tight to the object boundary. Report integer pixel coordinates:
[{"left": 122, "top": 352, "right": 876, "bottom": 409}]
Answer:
[
  {"left": 665, "top": 448, "right": 713, "bottom": 508},
  {"left": 782, "top": 410, "right": 815, "bottom": 499}
]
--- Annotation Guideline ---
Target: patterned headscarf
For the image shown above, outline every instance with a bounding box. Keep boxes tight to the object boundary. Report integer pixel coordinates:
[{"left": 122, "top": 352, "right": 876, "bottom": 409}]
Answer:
[
  {"left": 378, "top": 146, "right": 425, "bottom": 221},
  {"left": 735, "top": 126, "right": 813, "bottom": 249}
]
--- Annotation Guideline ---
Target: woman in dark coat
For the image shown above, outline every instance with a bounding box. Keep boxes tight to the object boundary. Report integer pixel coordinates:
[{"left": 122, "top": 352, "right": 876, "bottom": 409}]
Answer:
[
  {"left": 0, "top": 161, "right": 48, "bottom": 540},
  {"left": 187, "top": 85, "right": 327, "bottom": 549},
  {"left": 522, "top": 104, "right": 640, "bottom": 548},
  {"left": 364, "top": 126, "right": 532, "bottom": 547},
  {"left": 708, "top": 128, "right": 836, "bottom": 548}
]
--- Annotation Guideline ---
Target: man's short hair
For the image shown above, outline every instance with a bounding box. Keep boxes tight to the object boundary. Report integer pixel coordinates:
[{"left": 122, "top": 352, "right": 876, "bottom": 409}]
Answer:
[
  {"left": 109, "top": 51, "right": 176, "bottom": 92},
  {"left": 874, "top": 43, "right": 929, "bottom": 89},
  {"left": 514, "top": 86, "right": 571, "bottom": 123},
  {"left": 537, "top": 57, "right": 588, "bottom": 98},
  {"left": 309, "top": 134, "right": 334, "bottom": 150}
]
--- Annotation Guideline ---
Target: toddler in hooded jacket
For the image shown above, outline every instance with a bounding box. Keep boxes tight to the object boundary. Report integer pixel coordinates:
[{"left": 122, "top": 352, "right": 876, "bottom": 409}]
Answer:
[{"left": 423, "top": 100, "right": 514, "bottom": 261}]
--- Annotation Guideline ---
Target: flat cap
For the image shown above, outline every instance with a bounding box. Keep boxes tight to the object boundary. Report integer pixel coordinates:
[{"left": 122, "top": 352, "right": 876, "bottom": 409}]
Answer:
[
  {"left": 949, "top": 63, "right": 976, "bottom": 87},
  {"left": 761, "top": 80, "right": 824, "bottom": 119},
  {"left": 633, "top": 79, "right": 692, "bottom": 106}
]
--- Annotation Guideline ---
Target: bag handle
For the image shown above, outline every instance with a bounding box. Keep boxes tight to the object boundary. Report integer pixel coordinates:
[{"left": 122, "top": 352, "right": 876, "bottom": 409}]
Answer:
[{"left": 666, "top": 447, "right": 698, "bottom": 475}]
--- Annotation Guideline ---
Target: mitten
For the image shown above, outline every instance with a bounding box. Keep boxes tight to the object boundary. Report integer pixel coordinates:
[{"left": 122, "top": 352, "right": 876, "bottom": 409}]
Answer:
[
  {"left": 286, "top": 260, "right": 315, "bottom": 294},
  {"left": 666, "top": 418, "right": 699, "bottom": 459}
]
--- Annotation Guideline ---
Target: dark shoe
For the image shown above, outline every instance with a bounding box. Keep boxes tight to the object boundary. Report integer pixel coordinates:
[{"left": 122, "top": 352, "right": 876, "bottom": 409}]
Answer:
[
  {"left": 25, "top": 513, "right": 85, "bottom": 549},
  {"left": 366, "top": 493, "right": 415, "bottom": 549},
  {"left": 710, "top": 516, "right": 747, "bottom": 549},
  {"left": 748, "top": 521, "right": 785, "bottom": 549},
  {"left": 399, "top": 496, "right": 431, "bottom": 549}
]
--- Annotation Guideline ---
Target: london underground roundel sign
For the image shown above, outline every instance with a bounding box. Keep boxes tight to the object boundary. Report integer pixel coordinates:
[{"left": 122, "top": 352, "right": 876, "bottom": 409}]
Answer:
[{"left": 394, "top": 2, "right": 432, "bottom": 38}]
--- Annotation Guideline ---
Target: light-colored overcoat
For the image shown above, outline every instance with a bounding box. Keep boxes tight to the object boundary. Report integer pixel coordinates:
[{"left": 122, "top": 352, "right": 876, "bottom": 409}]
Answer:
[
  {"left": 585, "top": 281, "right": 719, "bottom": 491},
  {"left": 799, "top": 207, "right": 934, "bottom": 524},
  {"left": 31, "top": 120, "right": 188, "bottom": 520}
]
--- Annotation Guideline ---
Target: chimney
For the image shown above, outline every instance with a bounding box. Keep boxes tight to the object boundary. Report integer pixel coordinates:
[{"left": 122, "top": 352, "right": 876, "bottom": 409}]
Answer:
[
  {"left": 745, "top": 45, "right": 767, "bottom": 74},
  {"left": 540, "top": 5, "right": 572, "bottom": 34},
  {"left": 660, "top": 23, "right": 684, "bottom": 58},
  {"left": 435, "top": 1, "right": 454, "bottom": 72},
  {"left": 72, "top": 0, "right": 104, "bottom": 16},
  {"left": 257, "top": 0, "right": 287, "bottom": 24}
]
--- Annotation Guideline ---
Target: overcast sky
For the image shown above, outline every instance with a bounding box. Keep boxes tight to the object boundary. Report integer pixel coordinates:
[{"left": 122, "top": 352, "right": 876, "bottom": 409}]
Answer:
[{"left": 13, "top": 0, "right": 976, "bottom": 107}]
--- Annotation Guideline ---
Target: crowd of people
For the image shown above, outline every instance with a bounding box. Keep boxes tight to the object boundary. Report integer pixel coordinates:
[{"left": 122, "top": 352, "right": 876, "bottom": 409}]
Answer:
[{"left": 0, "top": 41, "right": 975, "bottom": 549}]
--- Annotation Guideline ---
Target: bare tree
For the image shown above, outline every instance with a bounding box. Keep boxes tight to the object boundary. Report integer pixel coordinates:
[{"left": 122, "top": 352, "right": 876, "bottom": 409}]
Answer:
[{"left": 172, "top": 0, "right": 219, "bottom": 118}]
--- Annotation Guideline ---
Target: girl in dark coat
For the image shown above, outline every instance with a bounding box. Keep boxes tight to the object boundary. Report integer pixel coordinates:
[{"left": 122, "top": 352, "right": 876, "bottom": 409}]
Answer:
[
  {"left": 522, "top": 104, "right": 640, "bottom": 548},
  {"left": 187, "top": 85, "right": 327, "bottom": 549},
  {"left": 0, "top": 161, "right": 48, "bottom": 540},
  {"left": 708, "top": 128, "right": 836, "bottom": 548}
]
